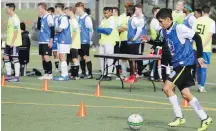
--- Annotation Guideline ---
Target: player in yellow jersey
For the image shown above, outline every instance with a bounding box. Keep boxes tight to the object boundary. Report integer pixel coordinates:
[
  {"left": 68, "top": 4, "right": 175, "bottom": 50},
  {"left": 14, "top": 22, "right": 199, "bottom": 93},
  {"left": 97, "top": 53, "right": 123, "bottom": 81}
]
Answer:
[
  {"left": 195, "top": 5, "right": 215, "bottom": 93},
  {"left": 118, "top": 2, "right": 134, "bottom": 79},
  {"left": 194, "top": 9, "right": 202, "bottom": 19},
  {"left": 172, "top": 0, "right": 185, "bottom": 24},
  {"left": 4, "top": 3, "right": 22, "bottom": 82},
  {"left": 67, "top": 7, "right": 81, "bottom": 80}
]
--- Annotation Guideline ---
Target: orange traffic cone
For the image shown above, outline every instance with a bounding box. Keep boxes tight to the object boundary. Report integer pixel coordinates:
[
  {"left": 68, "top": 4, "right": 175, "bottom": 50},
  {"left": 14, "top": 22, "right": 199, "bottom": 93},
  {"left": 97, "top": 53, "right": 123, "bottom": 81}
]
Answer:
[
  {"left": 43, "top": 79, "right": 48, "bottom": 91},
  {"left": 95, "top": 83, "right": 102, "bottom": 97},
  {"left": 1, "top": 75, "right": 6, "bottom": 86},
  {"left": 78, "top": 101, "right": 86, "bottom": 117},
  {"left": 181, "top": 99, "right": 190, "bottom": 107}
]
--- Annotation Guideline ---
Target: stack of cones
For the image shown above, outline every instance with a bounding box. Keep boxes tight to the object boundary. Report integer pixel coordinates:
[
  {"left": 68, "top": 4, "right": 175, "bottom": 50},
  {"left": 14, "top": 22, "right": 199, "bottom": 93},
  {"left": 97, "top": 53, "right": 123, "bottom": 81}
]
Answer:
[
  {"left": 42, "top": 79, "right": 48, "bottom": 91},
  {"left": 78, "top": 101, "right": 86, "bottom": 117},
  {"left": 1, "top": 75, "right": 6, "bottom": 86},
  {"left": 95, "top": 83, "right": 102, "bottom": 97},
  {"left": 181, "top": 99, "right": 190, "bottom": 107}
]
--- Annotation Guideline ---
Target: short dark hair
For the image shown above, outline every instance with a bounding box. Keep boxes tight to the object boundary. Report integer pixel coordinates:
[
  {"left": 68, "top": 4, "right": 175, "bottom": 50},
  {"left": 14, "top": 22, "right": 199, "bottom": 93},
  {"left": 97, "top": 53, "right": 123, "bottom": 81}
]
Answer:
[
  {"left": 135, "top": 4, "right": 143, "bottom": 9},
  {"left": 156, "top": 8, "right": 173, "bottom": 20},
  {"left": 75, "top": 2, "right": 85, "bottom": 8},
  {"left": 20, "top": 22, "right": 26, "bottom": 31},
  {"left": 202, "top": 5, "right": 210, "bottom": 14},
  {"left": 6, "top": 3, "right": 15, "bottom": 11},
  {"left": 47, "top": 7, "right": 55, "bottom": 13},
  {"left": 152, "top": 7, "right": 160, "bottom": 14},
  {"left": 126, "top": 5, "right": 135, "bottom": 16},
  {"left": 194, "top": 8, "right": 202, "bottom": 15},
  {"left": 38, "top": 2, "right": 47, "bottom": 10},
  {"left": 64, "top": 7, "right": 69, "bottom": 10},
  {"left": 55, "top": 3, "right": 64, "bottom": 10},
  {"left": 103, "top": 7, "right": 111, "bottom": 11}
]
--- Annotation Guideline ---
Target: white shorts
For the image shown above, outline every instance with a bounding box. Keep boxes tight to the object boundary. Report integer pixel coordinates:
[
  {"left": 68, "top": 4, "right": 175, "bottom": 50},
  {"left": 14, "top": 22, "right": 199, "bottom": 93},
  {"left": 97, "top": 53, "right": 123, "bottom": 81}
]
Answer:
[{"left": 58, "top": 44, "right": 70, "bottom": 54}]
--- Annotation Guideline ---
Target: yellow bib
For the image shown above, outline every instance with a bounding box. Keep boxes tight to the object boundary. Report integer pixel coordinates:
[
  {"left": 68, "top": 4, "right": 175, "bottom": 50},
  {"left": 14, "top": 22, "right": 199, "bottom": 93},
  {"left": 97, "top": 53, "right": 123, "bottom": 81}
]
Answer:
[
  {"left": 70, "top": 19, "right": 81, "bottom": 49},
  {"left": 150, "top": 27, "right": 157, "bottom": 40},
  {"left": 7, "top": 14, "right": 22, "bottom": 46},
  {"left": 118, "top": 13, "right": 129, "bottom": 41},
  {"left": 99, "top": 17, "right": 116, "bottom": 45},
  {"left": 193, "top": 16, "right": 214, "bottom": 52},
  {"left": 111, "top": 16, "right": 120, "bottom": 42},
  {"left": 172, "top": 11, "right": 185, "bottom": 24}
]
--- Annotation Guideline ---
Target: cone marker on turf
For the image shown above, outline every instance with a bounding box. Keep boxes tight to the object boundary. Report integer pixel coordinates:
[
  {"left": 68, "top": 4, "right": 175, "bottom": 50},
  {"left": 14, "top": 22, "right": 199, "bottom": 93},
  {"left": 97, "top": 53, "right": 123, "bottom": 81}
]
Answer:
[
  {"left": 1, "top": 75, "right": 6, "bottom": 86},
  {"left": 95, "top": 83, "right": 102, "bottom": 97},
  {"left": 181, "top": 99, "right": 189, "bottom": 107},
  {"left": 43, "top": 79, "right": 48, "bottom": 91},
  {"left": 78, "top": 101, "right": 86, "bottom": 117}
]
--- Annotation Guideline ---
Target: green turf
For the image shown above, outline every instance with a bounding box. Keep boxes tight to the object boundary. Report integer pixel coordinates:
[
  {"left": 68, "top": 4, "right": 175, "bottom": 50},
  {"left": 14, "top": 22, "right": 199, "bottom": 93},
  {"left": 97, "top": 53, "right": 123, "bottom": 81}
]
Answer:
[{"left": 2, "top": 45, "right": 216, "bottom": 131}]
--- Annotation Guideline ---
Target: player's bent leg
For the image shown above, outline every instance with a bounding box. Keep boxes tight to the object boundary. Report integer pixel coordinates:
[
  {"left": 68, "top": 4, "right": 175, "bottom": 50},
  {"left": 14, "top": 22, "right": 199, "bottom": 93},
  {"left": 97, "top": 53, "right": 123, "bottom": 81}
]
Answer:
[
  {"left": 163, "top": 80, "right": 185, "bottom": 127},
  {"left": 83, "top": 55, "right": 93, "bottom": 79},
  {"left": 181, "top": 88, "right": 213, "bottom": 131}
]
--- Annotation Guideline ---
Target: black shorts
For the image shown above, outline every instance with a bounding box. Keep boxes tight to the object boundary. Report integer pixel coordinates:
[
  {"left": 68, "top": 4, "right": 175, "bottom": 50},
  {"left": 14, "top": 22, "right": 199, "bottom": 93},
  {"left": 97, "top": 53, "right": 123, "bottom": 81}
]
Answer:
[
  {"left": 120, "top": 41, "right": 128, "bottom": 54},
  {"left": 78, "top": 44, "right": 90, "bottom": 57},
  {"left": 168, "top": 66, "right": 195, "bottom": 91},
  {"left": 70, "top": 49, "right": 79, "bottom": 59},
  {"left": 114, "top": 42, "right": 120, "bottom": 53},
  {"left": 4, "top": 45, "right": 19, "bottom": 57},
  {"left": 128, "top": 44, "right": 140, "bottom": 55},
  {"left": 39, "top": 44, "right": 52, "bottom": 56},
  {"left": 19, "top": 47, "right": 30, "bottom": 64}
]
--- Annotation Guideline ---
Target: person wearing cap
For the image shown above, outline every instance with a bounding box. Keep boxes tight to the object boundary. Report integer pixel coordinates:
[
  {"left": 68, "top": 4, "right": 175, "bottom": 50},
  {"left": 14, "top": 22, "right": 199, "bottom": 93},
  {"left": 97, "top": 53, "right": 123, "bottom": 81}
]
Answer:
[
  {"left": 172, "top": 0, "right": 185, "bottom": 24},
  {"left": 183, "top": 4, "right": 196, "bottom": 29},
  {"left": 4, "top": 3, "right": 22, "bottom": 82}
]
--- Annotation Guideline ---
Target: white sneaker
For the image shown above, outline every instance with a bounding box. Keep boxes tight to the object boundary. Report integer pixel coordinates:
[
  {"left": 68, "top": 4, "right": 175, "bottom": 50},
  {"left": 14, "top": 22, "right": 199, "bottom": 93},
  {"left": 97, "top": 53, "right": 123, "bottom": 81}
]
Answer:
[
  {"left": 199, "top": 88, "right": 207, "bottom": 93},
  {"left": 136, "top": 74, "right": 143, "bottom": 78},
  {"left": 37, "top": 74, "right": 48, "bottom": 80},
  {"left": 44, "top": 74, "right": 53, "bottom": 80}
]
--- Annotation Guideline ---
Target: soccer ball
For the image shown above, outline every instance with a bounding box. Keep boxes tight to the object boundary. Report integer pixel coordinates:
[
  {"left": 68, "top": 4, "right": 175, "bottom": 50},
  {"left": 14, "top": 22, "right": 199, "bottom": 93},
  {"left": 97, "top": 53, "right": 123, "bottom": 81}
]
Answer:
[{"left": 127, "top": 114, "right": 144, "bottom": 130}]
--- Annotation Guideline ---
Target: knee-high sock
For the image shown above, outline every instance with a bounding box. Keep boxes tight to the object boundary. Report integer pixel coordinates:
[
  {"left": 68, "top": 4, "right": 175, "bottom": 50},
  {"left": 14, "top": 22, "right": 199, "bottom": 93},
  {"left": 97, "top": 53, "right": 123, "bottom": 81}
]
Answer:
[
  {"left": 54, "top": 59, "right": 59, "bottom": 70},
  {"left": 196, "top": 66, "right": 201, "bottom": 85},
  {"left": 200, "top": 68, "right": 207, "bottom": 88},
  {"left": 86, "top": 61, "right": 92, "bottom": 76},
  {"left": 151, "top": 61, "right": 156, "bottom": 78},
  {"left": 121, "top": 61, "right": 127, "bottom": 77},
  {"left": 189, "top": 97, "right": 208, "bottom": 120},
  {"left": 42, "top": 61, "right": 47, "bottom": 74},
  {"left": 158, "top": 65, "right": 162, "bottom": 79},
  {"left": 60, "top": 61, "right": 68, "bottom": 77},
  {"left": 13, "top": 58, "right": 20, "bottom": 77},
  {"left": 80, "top": 59, "right": 86, "bottom": 74},
  {"left": 5, "top": 60, "right": 11, "bottom": 76},
  {"left": 46, "top": 61, "right": 52, "bottom": 74},
  {"left": 169, "top": 95, "right": 183, "bottom": 118}
]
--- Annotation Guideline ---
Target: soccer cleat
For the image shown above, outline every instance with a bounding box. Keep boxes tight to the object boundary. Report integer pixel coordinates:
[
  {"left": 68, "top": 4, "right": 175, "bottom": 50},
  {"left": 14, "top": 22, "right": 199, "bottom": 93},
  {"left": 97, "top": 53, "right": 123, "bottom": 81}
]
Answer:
[
  {"left": 8, "top": 77, "right": 19, "bottom": 82},
  {"left": 37, "top": 74, "right": 49, "bottom": 80},
  {"left": 54, "top": 75, "right": 70, "bottom": 81},
  {"left": 102, "top": 76, "right": 112, "bottom": 81},
  {"left": 168, "top": 117, "right": 186, "bottom": 127},
  {"left": 5, "top": 75, "right": 13, "bottom": 80},
  {"left": 136, "top": 74, "right": 143, "bottom": 78},
  {"left": 44, "top": 74, "right": 53, "bottom": 80},
  {"left": 71, "top": 76, "right": 80, "bottom": 80},
  {"left": 197, "top": 117, "right": 212, "bottom": 131},
  {"left": 80, "top": 73, "right": 86, "bottom": 78},
  {"left": 198, "top": 88, "right": 207, "bottom": 93},
  {"left": 124, "top": 75, "right": 138, "bottom": 83},
  {"left": 84, "top": 75, "right": 93, "bottom": 79}
]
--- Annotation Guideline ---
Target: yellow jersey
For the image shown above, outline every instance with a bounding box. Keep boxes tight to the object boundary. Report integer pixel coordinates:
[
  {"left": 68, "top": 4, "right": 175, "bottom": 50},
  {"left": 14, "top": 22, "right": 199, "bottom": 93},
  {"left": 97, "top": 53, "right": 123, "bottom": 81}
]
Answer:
[
  {"left": 7, "top": 14, "right": 22, "bottom": 46},
  {"left": 194, "top": 16, "right": 215, "bottom": 52},
  {"left": 172, "top": 10, "right": 185, "bottom": 24},
  {"left": 70, "top": 18, "right": 81, "bottom": 49},
  {"left": 111, "top": 16, "right": 120, "bottom": 42},
  {"left": 118, "top": 13, "right": 129, "bottom": 41}
]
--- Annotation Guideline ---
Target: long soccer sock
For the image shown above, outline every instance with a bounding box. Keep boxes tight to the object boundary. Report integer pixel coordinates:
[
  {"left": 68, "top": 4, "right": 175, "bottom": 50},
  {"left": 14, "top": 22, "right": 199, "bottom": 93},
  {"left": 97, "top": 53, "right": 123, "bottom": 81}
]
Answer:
[
  {"left": 13, "top": 58, "right": 20, "bottom": 77},
  {"left": 80, "top": 59, "right": 86, "bottom": 74},
  {"left": 121, "top": 61, "right": 127, "bottom": 77},
  {"left": 54, "top": 59, "right": 59, "bottom": 70},
  {"left": 169, "top": 95, "right": 183, "bottom": 118},
  {"left": 196, "top": 66, "right": 201, "bottom": 85},
  {"left": 86, "top": 61, "right": 92, "bottom": 76},
  {"left": 158, "top": 65, "right": 162, "bottom": 79},
  {"left": 60, "top": 61, "right": 68, "bottom": 77},
  {"left": 4, "top": 60, "right": 11, "bottom": 76},
  {"left": 189, "top": 97, "right": 208, "bottom": 120},
  {"left": 42, "top": 61, "right": 47, "bottom": 74},
  {"left": 151, "top": 61, "right": 156, "bottom": 78},
  {"left": 200, "top": 68, "right": 207, "bottom": 88},
  {"left": 46, "top": 61, "right": 52, "bottom": 74}
]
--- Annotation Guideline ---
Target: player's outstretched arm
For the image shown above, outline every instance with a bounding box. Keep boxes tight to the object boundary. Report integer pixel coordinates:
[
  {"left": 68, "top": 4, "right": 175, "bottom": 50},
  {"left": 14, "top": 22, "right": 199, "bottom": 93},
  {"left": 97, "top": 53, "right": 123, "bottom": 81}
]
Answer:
[{"left": 140, "top": 35, "right": 165, "bottom": 46}]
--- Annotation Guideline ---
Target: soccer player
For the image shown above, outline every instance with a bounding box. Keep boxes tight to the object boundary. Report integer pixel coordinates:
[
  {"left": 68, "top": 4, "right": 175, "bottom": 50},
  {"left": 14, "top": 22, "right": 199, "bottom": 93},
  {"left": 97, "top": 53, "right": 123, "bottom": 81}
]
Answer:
[
  {"left": 66, "top": 7, "right": 81, "bottom": 80},
  {"left": 4, "top": 3, "right": 22, "bottom": 82},
  {"left": 37, "top": 3, "right": 54, "bottom": 80},
  {"left": 47, "top": 7, "right": 59, "bottom": 73},
  {"left": 118, "top": 2, "right": 133, "bottom": 79},
  {"left": 75, "top": 2, "right": 94, "bottom": 79},
  {"left": 194, "top": 5, "right": 215, "bottom": 92},
  {"left": 141, "top": 8, "right": 212, "bottom": 131},
  {"left": 194, "top": 9, "right": 202, "bottom": 19},
  {"left": 183, "top": 4, "right": 196, "bottom": 29},
  {"left": 125, "top": 5, "right": 144, "bottom": 82},
  {"left": 96, "top": 7, "right": 116, "bottom": 81},
  {"left": 172, "top": 0, "right": 185, "bottom": 24},
  {"left": 54, "top": 3, "right": 71, "bottom": 81}
]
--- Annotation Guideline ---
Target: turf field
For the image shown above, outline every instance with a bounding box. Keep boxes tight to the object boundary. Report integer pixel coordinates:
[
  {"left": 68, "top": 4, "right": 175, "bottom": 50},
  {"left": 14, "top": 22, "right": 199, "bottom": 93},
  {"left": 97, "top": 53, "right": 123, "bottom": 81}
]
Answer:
[{"left": 1, "top": 45, "right": 216, "bottom": 131}]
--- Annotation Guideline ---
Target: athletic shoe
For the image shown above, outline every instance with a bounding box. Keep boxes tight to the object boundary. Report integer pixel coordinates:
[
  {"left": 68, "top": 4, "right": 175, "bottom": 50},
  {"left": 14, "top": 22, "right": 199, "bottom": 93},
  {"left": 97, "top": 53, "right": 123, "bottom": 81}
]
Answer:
[
  {"left": 5, "top": 75, "right": 13, "bottom": 80},
  {"left": 84, "top": 75, "right": 93, "bottom": 79},
  {"left": 197, "top": 117, "right": 212, "bottom": 131},
  {"left": 102, "top": 76, "right": 112, "bottom": 81},
  {"left": 136, "top": 74, "right": 143, "bottom": 78},
  {"left": 54, "top": 75, "right": 70, "bottom": 81},
  {"left": 80, "top": 74, "right": 86, "bottom": 78},
  {"left": 124, "top": 75, "right": 138, "bottom": 83},
  {"left": 71, "top": 76, "right": 80, "bottom": 80},
  {"left": 37, "top": 74, "right": 48, "bottom": 80},
  {"left": 155, "top": 79, "right": 163, "bottom": 82},
  {"left": 198, "top": 88, "right": 207, "bottom": 93},
  {"left": 8, "top": 77, "right": 19, "bottom": 82},
  {"left": 44, "top": 74, "right": 53, "bottom": 80},
  {"left": 168, "top": 117, "right": 186, "bottom": 127}
]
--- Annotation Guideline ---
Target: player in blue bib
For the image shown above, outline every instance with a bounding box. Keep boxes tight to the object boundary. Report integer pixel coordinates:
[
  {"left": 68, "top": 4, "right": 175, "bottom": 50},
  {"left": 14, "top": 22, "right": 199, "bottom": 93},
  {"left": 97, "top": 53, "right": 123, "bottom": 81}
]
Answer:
[
  {"left": 54, "top": 3, "right": 72, "bottom": 81},
  {"left": 141, "top": 8, "right": 212, "bottom": 131}
]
